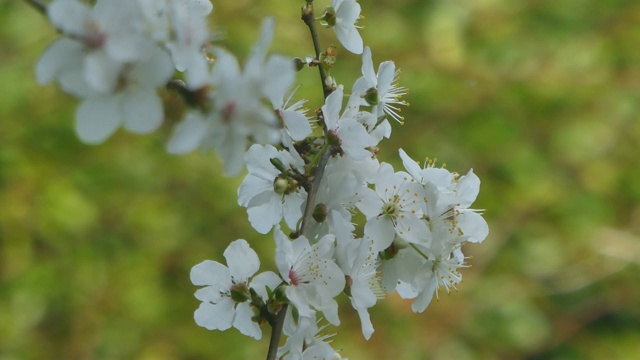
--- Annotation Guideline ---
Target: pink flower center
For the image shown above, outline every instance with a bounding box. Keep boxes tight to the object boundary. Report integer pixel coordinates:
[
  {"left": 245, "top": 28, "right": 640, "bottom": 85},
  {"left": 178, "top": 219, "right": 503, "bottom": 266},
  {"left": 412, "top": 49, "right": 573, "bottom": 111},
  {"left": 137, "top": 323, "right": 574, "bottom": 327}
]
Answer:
[
  {"left": 288, "top": 268, "right": 299, "bottom": 286},
  {"left": 222, "top": 102, "right": 236, "bottom": 123}
]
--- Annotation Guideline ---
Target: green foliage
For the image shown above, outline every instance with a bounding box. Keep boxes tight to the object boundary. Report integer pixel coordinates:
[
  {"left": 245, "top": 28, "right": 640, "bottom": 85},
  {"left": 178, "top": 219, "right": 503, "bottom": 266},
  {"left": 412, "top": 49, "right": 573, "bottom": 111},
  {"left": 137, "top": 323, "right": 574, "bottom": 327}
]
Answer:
[{"left": 1, "top": 1, "right": 639, "bottom": 359}]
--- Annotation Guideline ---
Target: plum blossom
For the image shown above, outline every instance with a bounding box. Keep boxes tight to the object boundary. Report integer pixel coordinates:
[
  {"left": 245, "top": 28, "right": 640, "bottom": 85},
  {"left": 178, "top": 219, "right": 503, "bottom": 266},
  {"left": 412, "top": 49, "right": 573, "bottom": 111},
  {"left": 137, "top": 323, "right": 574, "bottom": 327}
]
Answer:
[
  {"left": 190, "top": 239, "right": 265, "bottom": 339},
  {"left": 322, "top": 86, "right": 377, "bottom": 161},
  {"left": 274, "top": 228, "right": 345, "bottom": 325},
  {"left": 167, "top": 18, "right": 297, "bottom": 175},
  {"left": 352, "top": 47, "right": 408, "bottom": 124},
  {"left": 328, "top": 0, "right": 364, "bottom": 54},
  {"left": 237, "top": 144, "right": 307, "bottom": 234},
  {"left": 356, "top": 162, "right": 428, "bottom": 251}
]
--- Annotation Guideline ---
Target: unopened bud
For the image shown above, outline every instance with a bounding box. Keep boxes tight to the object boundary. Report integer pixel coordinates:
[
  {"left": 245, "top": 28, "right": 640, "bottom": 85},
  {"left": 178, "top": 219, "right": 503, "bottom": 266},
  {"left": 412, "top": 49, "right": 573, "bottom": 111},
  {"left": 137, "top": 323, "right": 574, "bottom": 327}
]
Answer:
[
  {"left": 274, "top": 178, "right": 289, "bottom": 195},
  {"left": 312, "top": 203, "right": 329, "bottom": 223},
  {"left": 321, "top": 45, "right": 337, "bottom": 68},
  {"left": 325, "top": 76, "right": 337, "bottom": 91},
  {"left": 270, "top": 157, "right": 287, "bottom": 173},
  {"left": 293, "top": 57, "right": 306, "bottom": 71}
]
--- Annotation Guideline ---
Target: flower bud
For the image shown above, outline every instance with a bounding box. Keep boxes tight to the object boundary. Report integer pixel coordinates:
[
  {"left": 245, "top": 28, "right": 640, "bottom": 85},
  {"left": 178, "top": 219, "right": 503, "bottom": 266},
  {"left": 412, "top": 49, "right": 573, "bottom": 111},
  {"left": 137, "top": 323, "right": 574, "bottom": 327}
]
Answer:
[
  {"left": 293, "top": 57, "right": 307, "bottom": 71},
  {"left": 273, "top": 177, "right": 289, "bottom": 195},
  {"left": 321, "top": 45, "right": 337, "bottom": 68},
  {"left": 312, "top": 203, "right": 328, "bottom": 223}
]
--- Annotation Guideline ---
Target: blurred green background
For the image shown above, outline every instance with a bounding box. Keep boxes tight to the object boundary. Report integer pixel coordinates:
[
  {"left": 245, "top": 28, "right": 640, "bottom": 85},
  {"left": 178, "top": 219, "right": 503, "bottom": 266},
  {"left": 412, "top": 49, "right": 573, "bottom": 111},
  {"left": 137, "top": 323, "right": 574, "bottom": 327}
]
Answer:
[{"left": 2, "top": 0, "right": 640, "bottom": 359}]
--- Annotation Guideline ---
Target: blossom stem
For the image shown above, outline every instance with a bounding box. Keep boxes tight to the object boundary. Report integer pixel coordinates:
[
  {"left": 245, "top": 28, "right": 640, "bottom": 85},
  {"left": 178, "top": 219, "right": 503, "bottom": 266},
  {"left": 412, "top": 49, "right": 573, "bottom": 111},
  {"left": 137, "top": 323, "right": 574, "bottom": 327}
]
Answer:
[
  {"left": 265, "top": 303, "right": 288, "bottom": 360},
  {"left": 410, "top": 243, "right": 430, "bottom": 260},
  {"left": 266, "top": 4, "right": 336, "bottom": 360},
  {"left": 24, "top": 0, "right": 47, "bottom": 15},
  {"left": 299, "top": 149, "right": 331, "bottom": 236},
  {"left": 301, "top": 2, "right": 332, "bottom": 99}
]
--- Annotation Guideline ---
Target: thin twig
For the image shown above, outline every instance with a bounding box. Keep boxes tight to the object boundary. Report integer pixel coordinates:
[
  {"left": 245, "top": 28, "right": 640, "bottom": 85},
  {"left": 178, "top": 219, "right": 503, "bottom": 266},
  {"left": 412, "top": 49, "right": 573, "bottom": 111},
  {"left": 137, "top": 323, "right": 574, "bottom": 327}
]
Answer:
[
  {"left": 301, "top": 2, "right": 332, "bottom": 99},
  {"left": 265, "top": 304, "right": 288, "bottom": 360},
  {"left": 266, "top": 2, "right": 336, "bottom": 359}
]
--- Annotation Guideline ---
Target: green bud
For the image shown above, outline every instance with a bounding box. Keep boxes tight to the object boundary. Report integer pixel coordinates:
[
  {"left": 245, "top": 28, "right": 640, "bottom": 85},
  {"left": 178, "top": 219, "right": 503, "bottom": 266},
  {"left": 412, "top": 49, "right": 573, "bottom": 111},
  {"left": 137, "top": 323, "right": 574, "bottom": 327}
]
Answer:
[
  {"left": 312, "top": 203, "right": 328, "bottom": 223},
  {"left": 273, "top": 178, "right": 289, "bottom": 195},
  {"left": 293, "top": 57, "right": 306, "bottom": 71},
  {"left": 270, "top": 157, "right": 287, "bottom": 173}
]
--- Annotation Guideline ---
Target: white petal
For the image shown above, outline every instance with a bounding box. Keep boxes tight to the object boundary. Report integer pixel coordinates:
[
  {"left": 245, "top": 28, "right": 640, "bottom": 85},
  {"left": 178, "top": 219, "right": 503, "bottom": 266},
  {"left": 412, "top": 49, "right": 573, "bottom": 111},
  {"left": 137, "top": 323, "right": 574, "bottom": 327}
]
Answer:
[
  {"left": 194, "top": 299, "right": 234, "bottom": 330},
  {"left": 395, "top": 215, "right": 429, "bottom": 245},
  {"left": 456, "top": 169, "right": 481, "bottom": 207},
  {"left": 223, "top": 239, "right": 260, "bottom": 282},
  {"left": 121, "top": 89, "right": 163, "bottom": 134},
  {"left": 282, "top": 109, "right": 312, "bottom": 141},
  {"left": 48, "top": 0, "right": 91, "bottom": 37},
  {"left": 250, "top": 271, "right": 282, "bottom": 300},
  {"left": 322, "top": 87, "right": 344, "bottom": 130},
  {"left": 411, "top": 281, "right": 437, "bottom": 313},
  {"left": 247, "top": 197, "right": 283, "bottom": 234},
  {"left": 190, "top": 260, "right": 231, "bottom": 286},
  {"left": 376, "top": 61, "right": 396, "bottom": 95},
  {"left": 356, "top": 306, "right": 374, "bottom": 340},
  {"left": 129, "top": 45, "right": 174, "bottom": 88},
  {"left": 166, "top": 112, "right": 208, "bottom": 154},
  {"left": 36, "top": 38, "right": 84, "bottom": 85},
  {"left": 75, "top": 97, "right": 121, "bottom": 144},
  {"left": 457, "top": 210, "right": 489, "bottom": 243},
  {"left": 364, "top": 218, "right": 395, "bottom": 252},
  {"left": 233, "top": 302, "right": 262, "bottom": 339},
  {"left": 84, "top": 51, "right": 121, "bottom": 93},
  {"left": 361, "top": 47, "right": 375, "bottom": 84},
  {"left": 282, "top": 193, "right": 305, "bottom": 230}
]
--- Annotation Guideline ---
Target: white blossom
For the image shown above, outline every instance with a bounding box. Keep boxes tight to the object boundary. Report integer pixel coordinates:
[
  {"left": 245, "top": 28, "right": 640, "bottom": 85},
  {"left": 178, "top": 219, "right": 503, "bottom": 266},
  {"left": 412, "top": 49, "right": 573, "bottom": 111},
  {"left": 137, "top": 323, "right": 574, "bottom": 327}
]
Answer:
[
  {"left": 190, "top": 239, "right": 264, "bottom": 339},
  {"left": 274, "top": 228, "right": 345, "bottom": 325}
]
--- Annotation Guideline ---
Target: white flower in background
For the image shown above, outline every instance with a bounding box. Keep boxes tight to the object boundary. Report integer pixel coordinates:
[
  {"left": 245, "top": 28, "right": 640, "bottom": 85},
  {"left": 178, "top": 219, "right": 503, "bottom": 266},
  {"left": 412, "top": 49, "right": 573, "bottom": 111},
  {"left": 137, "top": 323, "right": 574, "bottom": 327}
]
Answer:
[
  {"left": 38, "top": 0, "right": 154, "bottom": 94},
  {"left": 330, "top": 0, "right": 363, "bottom": 54},
  {"left": 190, "top": 239, "right": 266, "bottom": 339},
  {"left": 167, "top": 18, "right": 296, "bottom": 175},
  {"left": 238, "top": 144, "right": 307, "bottom": 234},
  {"left": 335, "top": 237, "right": 380, "bottom": 339},
  {"left": 352, "top": 47, "right": 407, "bottom": 124},
  {"left": 139, "top": 0, "right": 213, "bottom": 88},
  {"left": 399, "top": 149, "right": 489, "bottom": 245},
  {"left": 307, "top": 168, "right": 359, "bottom": 242},
  {"left": 322, "top": 86, "right": 377, "bottom": 161},
  {"left": 37, "top": 0, "right": 174, "bottom": 144},
  {"left": 279, "top": 314, "right": 342, "bottom": 360},
  {"left": 73, "top": 45, "right": 174, "bottom": 144},
  {"left": 356, "top": 162, "right": 428, "bottom": 251},
  {"left": 274, "top": 228, "right": 345, "bottom": 325},
  {"left": 390, "top": 242, "right": 468, "bottom": 313}
]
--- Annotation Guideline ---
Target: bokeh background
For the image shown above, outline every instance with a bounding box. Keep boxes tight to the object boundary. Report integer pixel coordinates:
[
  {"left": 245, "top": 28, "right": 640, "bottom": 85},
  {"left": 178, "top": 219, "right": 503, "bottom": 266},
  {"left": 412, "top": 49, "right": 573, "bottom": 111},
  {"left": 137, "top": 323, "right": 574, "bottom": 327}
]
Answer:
[{"left": 2, "top": 0, "right": 640, "bottom": 359}]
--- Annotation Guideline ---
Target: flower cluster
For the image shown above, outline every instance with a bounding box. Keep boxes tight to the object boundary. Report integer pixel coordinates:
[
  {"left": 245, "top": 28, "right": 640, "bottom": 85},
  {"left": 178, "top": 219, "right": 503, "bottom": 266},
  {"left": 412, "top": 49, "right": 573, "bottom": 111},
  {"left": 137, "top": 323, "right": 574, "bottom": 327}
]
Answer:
[{"left": 33, "top": 0, "right": 488, "bottom": 358}]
